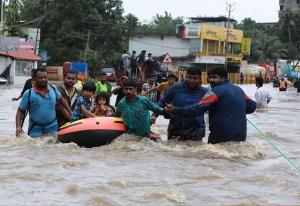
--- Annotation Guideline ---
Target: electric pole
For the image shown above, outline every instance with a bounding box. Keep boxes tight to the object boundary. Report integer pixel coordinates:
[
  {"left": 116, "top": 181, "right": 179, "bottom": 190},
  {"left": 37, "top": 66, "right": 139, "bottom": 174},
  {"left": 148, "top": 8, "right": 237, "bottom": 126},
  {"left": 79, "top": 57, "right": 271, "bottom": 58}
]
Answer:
[
  {"left": 84, "top": 29, "right": 91, "bottom": 62},
  {"left": 225, "top": 2, "right": 235, "bottom": 70}
]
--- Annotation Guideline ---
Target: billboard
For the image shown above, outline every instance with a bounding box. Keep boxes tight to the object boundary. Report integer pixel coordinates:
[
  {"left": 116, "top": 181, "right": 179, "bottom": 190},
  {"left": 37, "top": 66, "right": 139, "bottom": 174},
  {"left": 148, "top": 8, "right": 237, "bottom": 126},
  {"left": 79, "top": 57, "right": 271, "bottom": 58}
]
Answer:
[
  {"left": 195, "top": 56, "right": 226, "bottom": 64},
  {"left": 201, "top": 24, "right": 224, "bottom": 41},
  {"left": 242, "top": 38, "right": 251, "bottom": 55},
  {"left": 224, "top": 29, "right": 243, "bottom": 43},
  {"left": 177, "top": 23, "right": 201, "bottom": 39}
]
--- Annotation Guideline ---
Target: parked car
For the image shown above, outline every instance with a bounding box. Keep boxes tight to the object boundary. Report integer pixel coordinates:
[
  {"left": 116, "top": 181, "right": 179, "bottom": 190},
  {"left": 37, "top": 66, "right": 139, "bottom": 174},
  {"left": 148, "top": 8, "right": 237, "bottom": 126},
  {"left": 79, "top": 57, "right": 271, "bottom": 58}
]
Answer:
[{"left": 101, "top": 67, "right": 116, "bottom": 82}]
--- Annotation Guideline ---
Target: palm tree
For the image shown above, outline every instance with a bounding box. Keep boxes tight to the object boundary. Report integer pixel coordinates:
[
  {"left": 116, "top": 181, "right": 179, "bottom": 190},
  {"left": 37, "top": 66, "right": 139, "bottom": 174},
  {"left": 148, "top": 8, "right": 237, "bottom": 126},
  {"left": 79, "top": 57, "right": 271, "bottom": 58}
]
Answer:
[{"left": 279, "top": 10, "right": 297, "bottom": 43}]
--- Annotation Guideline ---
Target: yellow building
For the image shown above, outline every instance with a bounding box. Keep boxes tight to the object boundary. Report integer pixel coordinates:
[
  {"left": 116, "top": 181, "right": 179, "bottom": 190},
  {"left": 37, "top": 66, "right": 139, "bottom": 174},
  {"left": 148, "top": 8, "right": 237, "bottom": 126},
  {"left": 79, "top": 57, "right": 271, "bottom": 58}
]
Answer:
[{"left": 177, "top": 17, "right": 250, "bottom": 73}]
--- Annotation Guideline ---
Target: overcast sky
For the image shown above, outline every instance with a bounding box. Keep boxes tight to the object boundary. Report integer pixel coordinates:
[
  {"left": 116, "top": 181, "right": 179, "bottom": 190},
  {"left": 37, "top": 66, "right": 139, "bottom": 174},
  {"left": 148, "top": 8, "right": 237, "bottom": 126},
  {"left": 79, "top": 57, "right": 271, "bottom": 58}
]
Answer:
[{"left": 123, "top": 0, "right": 279, "bottom": 23}]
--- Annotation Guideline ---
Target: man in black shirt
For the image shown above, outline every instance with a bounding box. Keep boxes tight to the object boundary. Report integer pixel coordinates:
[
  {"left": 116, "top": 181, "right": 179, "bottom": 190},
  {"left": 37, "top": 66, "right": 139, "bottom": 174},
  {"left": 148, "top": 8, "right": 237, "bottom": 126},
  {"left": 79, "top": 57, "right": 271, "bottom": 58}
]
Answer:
[{"left": 12, "top": 69, "right": 36, "bottom": 101}]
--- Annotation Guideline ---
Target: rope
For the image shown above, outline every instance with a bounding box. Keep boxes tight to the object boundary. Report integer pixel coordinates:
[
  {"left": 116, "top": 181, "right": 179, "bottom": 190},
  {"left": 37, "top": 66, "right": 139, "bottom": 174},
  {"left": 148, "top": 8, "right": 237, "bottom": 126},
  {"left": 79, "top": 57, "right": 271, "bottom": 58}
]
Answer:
[{"left": 247, "top": 118, "right": 300, "bottom": 175}]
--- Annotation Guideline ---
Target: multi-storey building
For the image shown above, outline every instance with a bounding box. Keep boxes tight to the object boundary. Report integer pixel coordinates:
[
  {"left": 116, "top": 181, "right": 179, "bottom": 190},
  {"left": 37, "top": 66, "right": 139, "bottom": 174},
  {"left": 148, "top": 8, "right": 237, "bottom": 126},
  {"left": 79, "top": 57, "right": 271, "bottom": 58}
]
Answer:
[{"left": 279, "top": 0, "right": 300, "bottom": 16}]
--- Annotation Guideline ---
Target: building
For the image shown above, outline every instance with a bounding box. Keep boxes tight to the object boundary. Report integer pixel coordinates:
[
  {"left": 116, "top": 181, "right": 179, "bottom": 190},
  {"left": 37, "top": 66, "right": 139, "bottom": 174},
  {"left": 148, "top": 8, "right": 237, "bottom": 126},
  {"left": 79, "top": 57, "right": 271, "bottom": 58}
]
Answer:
[
  {"left": 279, "top": 0, "right": 300, "bottom": 16},
  {"left": 129, "top": 17, "right": 248, "bottom": 74},
  {"left": 129, "top": 34, "right": 195, "bottom": 71},
  {"left": 0, "top": 37, "right": 41, "bottom": 84},
  {"left": 177, "top": 17, "right": 246, "bottom": 73}
]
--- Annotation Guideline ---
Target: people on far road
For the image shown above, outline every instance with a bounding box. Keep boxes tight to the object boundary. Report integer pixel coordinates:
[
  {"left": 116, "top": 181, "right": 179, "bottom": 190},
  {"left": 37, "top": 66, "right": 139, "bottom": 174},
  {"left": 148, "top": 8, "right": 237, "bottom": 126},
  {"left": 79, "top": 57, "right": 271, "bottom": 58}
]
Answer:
[
  {"left": 56, "top": 70, "right": 80, "bottom": 127},
  {"left": 15, "top": 67, "right": 72, "bottom": 138},
  {"left": 115, "top": 78, "right": 166, "bottom": 137},
  {"left": 144, "top": 53, "right": 154, "bottom": 79},
  {"left": 239, "top": 72, "right": 244, "bottom": 84},
  {"left": 294, "top": 78, "right": 300, "bottom": 93},
  {"left": 112, "top": 76, "right": 128, "bottom": 107},
  {"left": 279, "top": 77, "right": 288, "bottom": 91},
  {"left": 165, "top": 66, "right": 256, "bottom": 144},
  {"left": 12, "top": 69, "right": 36, "bottom": 101},
  {"left": 142, "top": 73, "right": 160, "bottom": 103},
  {"left": 95, "top": 72, "right": 112, "bottom": 97},
  {"left": 144, "top": 73, "right": 177, "bottom": 101},
  {"left": 121, "top": 50, "right": 131, "bottom": 76},
  {"left": 255, "top": 76, "right": 271, "bottom": 109},
  {"left": 155, "top": 67, "right": 208, "bottom": 141},
  {"left": 137, "top": 50, "right": 146, "bottom": 80},
  {"left": 71, "top": 80, "right": 96, "bottom": 121},
  {"left": 130, "top": 50, "right": 137, "bottom": 78}
]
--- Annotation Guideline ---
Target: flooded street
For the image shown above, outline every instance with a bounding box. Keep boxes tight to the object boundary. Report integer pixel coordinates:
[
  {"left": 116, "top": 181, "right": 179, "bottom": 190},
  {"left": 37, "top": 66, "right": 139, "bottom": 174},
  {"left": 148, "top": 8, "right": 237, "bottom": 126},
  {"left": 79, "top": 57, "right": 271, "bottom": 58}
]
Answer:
[{"left": 0, "top": 82, "right": 300, "bottom": 205}]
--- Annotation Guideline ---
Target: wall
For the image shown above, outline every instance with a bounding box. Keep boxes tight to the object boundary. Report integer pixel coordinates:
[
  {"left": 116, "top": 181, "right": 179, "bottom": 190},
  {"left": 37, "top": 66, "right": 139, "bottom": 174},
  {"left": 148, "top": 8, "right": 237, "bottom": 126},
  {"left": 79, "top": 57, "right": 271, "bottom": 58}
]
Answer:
[{"left": 129, "top": 36, "right": 197, "bottom": 58}]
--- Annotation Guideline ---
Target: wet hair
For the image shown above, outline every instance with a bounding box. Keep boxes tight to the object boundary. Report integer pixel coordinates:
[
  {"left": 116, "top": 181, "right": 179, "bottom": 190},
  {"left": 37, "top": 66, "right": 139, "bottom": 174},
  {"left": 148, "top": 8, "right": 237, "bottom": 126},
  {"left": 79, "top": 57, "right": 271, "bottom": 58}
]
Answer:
[
  {"left": 167, "top": 73, "right": 178, "bottom": 81},
  {"left": 147, "top": 73, "right": 156, "bottom": 78},
  {"left": 207, "top": 67, "right": 228, "bottom": 78},
  {"left": 100, "top": 72, "right": 106, "bottom": 77},
  {"left": 120, "top": 75, "right": 128, "bottom": 82},
  {"left": 123, "top": 78, "right": 137, "bottom": 88},
  {"left": 31, "top": 69, "right": 37, "bottom": 77},
  {"left": 94, "top": 92, "right": 110, "bottom": 105},
  {"left": 33, "top": 67, "right": 47, "bottom": 78},
  {"left": 64, "top": 70, "right": 77, "bottom": 78},
  {"left": 256, "top": 76, "right": 264, "bottom": 87},
  {"left": 82, "top": 80, "right": 96, "bottom": 93},
  {"left": 187, "top": 67, "right": 201, "bottom": 76}
]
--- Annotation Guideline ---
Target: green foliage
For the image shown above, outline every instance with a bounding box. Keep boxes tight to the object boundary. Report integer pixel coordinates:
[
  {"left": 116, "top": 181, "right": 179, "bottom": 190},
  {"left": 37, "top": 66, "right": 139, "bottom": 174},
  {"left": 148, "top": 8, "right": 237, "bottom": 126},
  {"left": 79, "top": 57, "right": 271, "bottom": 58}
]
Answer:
[
  {"left": 236, "top": 17, "right": 300, "bottom": 63},
  {"left": 4, "top": 0, "right": 23, "bottom": 36},
  {"left": 137, "top": 11, "right": 183, "bottom": 35}
]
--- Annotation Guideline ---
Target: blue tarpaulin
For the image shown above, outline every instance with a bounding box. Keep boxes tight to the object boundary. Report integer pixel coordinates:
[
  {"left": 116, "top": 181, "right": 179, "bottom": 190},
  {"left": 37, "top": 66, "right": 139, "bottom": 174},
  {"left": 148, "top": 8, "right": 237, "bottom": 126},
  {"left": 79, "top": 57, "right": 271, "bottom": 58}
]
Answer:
[{"left": 71, "top": 62, "right": 88, "bottom": 73}]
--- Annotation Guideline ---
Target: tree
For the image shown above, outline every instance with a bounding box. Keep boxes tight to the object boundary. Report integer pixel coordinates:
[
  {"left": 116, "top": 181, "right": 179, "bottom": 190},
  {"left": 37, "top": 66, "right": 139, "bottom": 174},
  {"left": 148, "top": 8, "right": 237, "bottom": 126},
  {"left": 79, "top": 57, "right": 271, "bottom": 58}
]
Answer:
[
  {"left": 278, "top": 11, "right": 300, "bottom": 69},
  {"left": 4, "top": 0, "right": 24, "bottom": 36},
  {"left": 20, "top": 0, "right": 124, "bottom": 75}
]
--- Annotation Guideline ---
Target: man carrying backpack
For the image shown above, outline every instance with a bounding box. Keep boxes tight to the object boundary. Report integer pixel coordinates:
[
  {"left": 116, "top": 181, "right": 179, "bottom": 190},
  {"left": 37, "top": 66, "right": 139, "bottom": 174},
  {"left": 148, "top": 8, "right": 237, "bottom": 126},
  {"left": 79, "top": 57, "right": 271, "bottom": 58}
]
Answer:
[{"left": 15, "top": 67, "right": 72, "bottom": 138}]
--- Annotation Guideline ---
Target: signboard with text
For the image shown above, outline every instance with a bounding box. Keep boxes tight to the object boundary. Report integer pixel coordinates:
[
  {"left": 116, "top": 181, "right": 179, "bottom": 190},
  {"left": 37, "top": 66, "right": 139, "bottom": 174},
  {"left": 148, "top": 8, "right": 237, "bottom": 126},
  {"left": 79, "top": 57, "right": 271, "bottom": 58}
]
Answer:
[{"left": 195, "top": 56, "right": 226, "bottom": 64}]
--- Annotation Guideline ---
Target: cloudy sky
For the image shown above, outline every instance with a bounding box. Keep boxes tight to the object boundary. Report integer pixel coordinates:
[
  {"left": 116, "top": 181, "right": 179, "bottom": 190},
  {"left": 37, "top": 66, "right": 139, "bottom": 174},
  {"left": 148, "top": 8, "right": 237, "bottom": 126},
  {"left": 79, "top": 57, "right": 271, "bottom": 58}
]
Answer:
[{"left": 123, "top": 0, "right": 279, "bottom": 23}]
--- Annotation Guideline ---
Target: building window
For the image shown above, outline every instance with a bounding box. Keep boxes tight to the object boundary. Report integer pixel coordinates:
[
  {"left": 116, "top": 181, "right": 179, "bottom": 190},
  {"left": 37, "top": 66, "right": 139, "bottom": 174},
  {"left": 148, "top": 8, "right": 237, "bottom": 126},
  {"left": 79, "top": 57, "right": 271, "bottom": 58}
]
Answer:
[{"left": 280, "top": 5, "right": 284, "bottom": 10}]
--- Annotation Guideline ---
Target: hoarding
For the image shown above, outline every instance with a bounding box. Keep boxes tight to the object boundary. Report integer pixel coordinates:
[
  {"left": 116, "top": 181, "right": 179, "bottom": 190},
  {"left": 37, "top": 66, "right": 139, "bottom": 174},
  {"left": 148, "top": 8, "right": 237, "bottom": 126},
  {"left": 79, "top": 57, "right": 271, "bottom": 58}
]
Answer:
[
  {"left": 177, "top": 23, "right": 201, "bottom": 38},
  {"left": 195, "top": 56, "right": 226, "bottom": 64},
  {"left": 201, "top": 24, "right": 224, "bottom": 41},
  {"left": 241, "top": 38, "right": 251, "bottom": 55},
  {"left": 224, "top": 29, "right": 243, "bottom": 43}
]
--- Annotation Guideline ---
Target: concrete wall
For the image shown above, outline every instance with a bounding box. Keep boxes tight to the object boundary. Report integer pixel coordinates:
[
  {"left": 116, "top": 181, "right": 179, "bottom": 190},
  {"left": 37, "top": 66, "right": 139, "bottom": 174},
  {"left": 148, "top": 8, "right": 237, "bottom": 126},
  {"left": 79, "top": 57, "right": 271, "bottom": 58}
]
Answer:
[{"left": 129, "top": 36, "right": 198, "bottom": 58}]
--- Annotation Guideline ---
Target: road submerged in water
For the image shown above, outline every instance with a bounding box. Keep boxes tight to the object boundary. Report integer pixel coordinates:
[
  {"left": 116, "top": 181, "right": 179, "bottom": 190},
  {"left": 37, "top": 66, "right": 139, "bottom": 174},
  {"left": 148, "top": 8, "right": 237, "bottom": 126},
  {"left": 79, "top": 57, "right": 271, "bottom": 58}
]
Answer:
[{"left": 0, "top": 82, "right": 299, "bottom": 205}]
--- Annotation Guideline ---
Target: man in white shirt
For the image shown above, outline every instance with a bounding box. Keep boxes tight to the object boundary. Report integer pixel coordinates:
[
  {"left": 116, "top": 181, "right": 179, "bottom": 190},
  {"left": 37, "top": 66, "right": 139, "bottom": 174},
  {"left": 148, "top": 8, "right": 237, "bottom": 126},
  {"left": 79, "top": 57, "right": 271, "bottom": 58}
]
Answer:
[{"left": 255, "top": 76, "right": 272, "bottom": 108}]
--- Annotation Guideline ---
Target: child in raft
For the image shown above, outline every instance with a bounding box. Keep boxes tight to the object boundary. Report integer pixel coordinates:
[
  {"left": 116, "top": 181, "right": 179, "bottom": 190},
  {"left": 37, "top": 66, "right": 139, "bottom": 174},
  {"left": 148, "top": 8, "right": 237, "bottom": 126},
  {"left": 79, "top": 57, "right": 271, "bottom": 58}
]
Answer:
[
  {"left": 71, "top": 80, "right": 96, "bottom": 121},
  {"left": 91, "top": 92, "right": 115, "bottom": 117}
]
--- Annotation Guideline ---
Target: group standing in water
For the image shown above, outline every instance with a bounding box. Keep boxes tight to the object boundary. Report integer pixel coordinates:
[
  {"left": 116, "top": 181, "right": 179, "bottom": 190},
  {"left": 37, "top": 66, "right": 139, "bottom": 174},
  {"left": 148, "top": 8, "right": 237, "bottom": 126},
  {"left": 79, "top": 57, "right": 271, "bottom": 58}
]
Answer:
[{"left": 14, "top": 65, "right": 259, "bottom": 145}]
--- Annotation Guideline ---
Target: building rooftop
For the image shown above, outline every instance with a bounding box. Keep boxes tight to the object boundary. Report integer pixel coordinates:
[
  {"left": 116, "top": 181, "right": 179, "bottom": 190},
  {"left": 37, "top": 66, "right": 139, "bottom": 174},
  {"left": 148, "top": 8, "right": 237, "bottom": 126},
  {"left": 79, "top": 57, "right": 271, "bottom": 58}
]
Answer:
[
  {"left": 188, "top": 16, "right": 237, "bottom": 23},
  {"left": 0, "top": 50, "right": 41, "bottom": 61}
]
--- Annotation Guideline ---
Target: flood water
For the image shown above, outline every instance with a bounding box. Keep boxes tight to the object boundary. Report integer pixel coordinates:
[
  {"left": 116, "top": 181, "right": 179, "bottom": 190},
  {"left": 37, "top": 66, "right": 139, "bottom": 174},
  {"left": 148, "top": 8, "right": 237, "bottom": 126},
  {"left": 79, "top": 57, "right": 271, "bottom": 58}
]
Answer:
[{"left": 0, "top": 81, "right": 299, "bottom": 205}]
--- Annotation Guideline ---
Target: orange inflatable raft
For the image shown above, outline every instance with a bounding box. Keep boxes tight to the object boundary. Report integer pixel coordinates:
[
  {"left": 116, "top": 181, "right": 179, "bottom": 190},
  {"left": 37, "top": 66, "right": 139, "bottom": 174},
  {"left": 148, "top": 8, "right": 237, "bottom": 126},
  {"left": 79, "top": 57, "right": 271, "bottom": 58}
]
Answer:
[{"left": 57, "top": 117, "right": 126, "bottom": 147}]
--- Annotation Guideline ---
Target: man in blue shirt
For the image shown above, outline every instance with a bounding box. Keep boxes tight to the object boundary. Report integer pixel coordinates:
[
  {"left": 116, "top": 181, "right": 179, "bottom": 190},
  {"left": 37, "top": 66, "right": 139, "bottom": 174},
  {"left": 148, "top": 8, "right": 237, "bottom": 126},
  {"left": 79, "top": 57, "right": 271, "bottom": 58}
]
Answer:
[
  {"left": 165, "top": 67, "right": 256, "bottom": 144},
  {"left": 16, "top": 67, "right": 72, "bottom": 138},
  {"left": 153, "top": 67, "right": 208, "bottom": 141}
]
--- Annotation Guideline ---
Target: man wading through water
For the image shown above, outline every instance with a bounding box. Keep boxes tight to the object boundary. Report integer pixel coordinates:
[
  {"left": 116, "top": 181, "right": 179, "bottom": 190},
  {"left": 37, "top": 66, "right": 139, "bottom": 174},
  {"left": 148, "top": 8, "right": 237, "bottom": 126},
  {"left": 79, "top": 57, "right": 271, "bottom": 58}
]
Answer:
[{"left": 15, "top": 67, "right": 72, "bottom": 138}]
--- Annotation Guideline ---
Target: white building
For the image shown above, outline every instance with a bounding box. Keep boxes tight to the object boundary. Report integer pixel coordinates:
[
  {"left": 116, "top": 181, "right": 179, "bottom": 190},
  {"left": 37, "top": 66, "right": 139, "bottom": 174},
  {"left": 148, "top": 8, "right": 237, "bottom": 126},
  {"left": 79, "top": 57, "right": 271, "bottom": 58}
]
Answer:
[
  {"left": 0, "top": 50, "right": 40, "bottom": 84},
  {"left": 129, "top": 35, "right": 199, "bottom": 71}
]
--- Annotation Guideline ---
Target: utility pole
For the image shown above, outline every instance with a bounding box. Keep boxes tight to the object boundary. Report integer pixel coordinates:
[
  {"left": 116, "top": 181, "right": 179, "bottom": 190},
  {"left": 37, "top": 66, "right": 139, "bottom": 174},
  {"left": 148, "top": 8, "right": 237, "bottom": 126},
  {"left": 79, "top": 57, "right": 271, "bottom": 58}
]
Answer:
[
  {"left": 225, "top": 2, "right": 235, "bottom": 70},
  {"left": 84, "top": 29, "right": 91, "bottom": 62}
]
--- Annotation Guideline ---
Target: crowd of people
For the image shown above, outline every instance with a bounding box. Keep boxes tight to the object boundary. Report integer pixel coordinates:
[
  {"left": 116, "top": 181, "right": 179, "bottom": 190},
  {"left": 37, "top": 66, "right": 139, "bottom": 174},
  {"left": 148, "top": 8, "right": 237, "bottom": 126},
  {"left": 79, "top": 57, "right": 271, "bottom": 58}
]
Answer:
[
  {"left": 121, "top": 50, "right": 164, "bottom": 81},
  {"left": 14, "top": 64, "right": 261, "bottom": 145}
]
